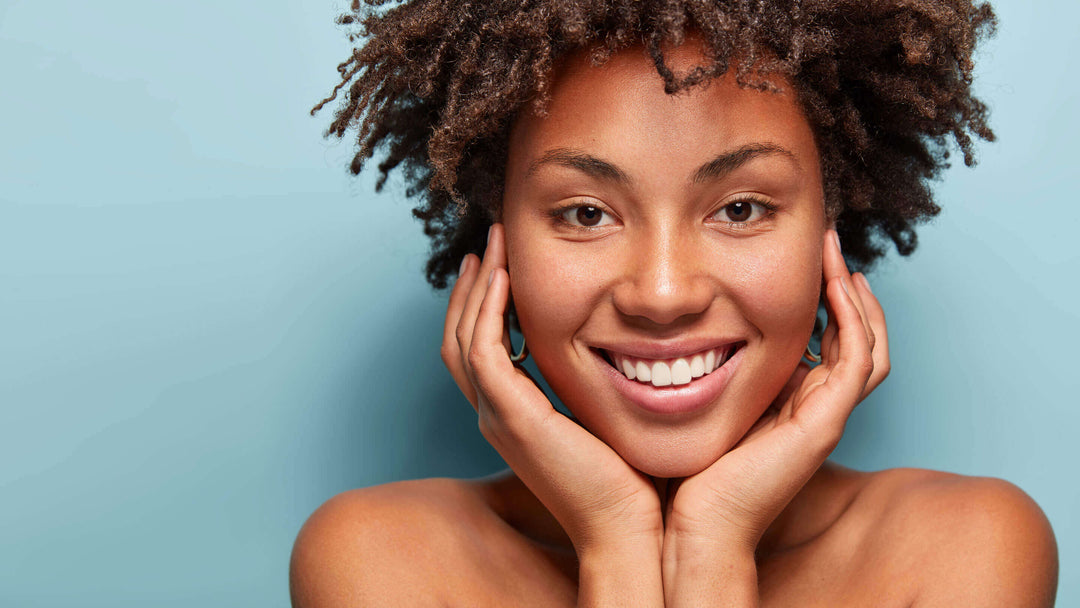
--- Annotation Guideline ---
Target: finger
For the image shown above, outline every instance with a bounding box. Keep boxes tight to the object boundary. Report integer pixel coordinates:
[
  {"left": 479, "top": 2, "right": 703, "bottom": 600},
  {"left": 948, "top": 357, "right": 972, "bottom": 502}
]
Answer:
[
  {"left": 470, "top": 267, "right": 512, "bottom": 388},
  {"left": 471, "top": 269, "right": 588, "bottom": 462},
  {"left": 818, "top": 235, "right": 839, "bottom": 364},
  {"left": 503, "top": 330, "right": 514, "bottom": 356},
  {"left": 470, "top": 269, "right": 540, "bottom": 419},
  {"left": 456, "top": 224, "right": 507, "bottom": 381},
  {"left": 850, "top": 273, "right": 876, "bottom": 352},
  {"left": 822, "top": 230, "right": 875, "bottom": 353},
  {"left": 443, "top": 254, "right": 479, "bottom": 408},
  {"left": 822, "top": 275, "right": 874, "bottom": 408},
  {"left": 820, "top": 320, "right": 838, "bottom": 365},
  {"left": 852, "top": 272, "right": 890, "bottom": 399},
  {"left": 797, "top": 276, "right": 874, "bottom": 442}
]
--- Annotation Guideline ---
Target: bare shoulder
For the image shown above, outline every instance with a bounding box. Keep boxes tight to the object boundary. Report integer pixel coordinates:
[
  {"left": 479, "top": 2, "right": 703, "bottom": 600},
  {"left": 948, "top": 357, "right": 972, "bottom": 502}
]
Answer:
[
  {"left": 854, "top": 468, "right": 1058, "bottom": 607},
  {"left": 289, "top": 478, "right": 494, "bottom": 608}
]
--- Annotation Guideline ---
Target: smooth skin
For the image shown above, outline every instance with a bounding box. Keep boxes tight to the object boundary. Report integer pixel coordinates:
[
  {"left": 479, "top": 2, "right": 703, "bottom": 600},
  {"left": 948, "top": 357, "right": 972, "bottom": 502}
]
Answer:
[{"left": 291, "top": 39, "right": 1057, "bottom": 607}]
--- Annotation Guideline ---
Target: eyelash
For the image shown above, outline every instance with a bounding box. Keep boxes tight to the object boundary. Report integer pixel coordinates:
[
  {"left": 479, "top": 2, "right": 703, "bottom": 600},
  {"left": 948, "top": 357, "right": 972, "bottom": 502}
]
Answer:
[
  {"left": 709, "top": 195, "right": 779, "bottom": 229},
  {"left": 549, "top": 196, "right": 779, "bottom": 231},
  {"left": 549, "top": 201, "right": 617, "bottom": 231}
]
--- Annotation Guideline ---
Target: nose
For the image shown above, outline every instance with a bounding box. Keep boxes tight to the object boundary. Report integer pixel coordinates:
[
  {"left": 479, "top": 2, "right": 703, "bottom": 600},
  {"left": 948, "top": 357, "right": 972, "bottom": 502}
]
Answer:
[{"left": 611, "top": 224, "right": 714, "bottom": 326}]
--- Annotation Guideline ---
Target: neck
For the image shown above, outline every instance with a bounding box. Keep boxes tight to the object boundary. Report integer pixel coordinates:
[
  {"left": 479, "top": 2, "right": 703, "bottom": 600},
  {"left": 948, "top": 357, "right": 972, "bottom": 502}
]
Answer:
[{"left": 476, "top": 460, "right": 860, "bottom": 559}]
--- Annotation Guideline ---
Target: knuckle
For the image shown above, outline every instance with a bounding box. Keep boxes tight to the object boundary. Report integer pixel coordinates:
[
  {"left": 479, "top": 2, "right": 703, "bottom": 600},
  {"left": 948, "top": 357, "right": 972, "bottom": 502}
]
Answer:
[
  {"left": 439, "top": 341, "right": 456, "bottom": 367},
  {"left": 466, "top": 345, "right": 486, "bottom": 370},
  {"left": 878, "top": 359, "right": 892, "bottom": 378},
  {"left": 858, "top": 357, "right": 875, "bottom": 380}
]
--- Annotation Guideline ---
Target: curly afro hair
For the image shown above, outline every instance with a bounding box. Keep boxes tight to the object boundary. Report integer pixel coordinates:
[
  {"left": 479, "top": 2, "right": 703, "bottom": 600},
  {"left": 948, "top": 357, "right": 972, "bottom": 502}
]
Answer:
[{"left": 314, "top": 0, "right": 996, "bottom": 289}]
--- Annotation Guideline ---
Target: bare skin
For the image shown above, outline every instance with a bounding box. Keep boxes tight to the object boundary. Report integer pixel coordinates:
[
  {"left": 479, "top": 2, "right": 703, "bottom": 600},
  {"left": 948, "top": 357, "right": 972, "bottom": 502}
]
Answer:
[
  {"left": 291, "top": 464, "right": 1056, "bottom": 606},
  {"left": 290, "top": 38, "right": 1058, "bottom": 607}
]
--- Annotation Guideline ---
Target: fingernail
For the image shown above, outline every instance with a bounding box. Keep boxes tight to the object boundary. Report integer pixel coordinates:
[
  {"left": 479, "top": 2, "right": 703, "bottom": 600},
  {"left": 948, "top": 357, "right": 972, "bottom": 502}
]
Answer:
[
  {"left": 487, "top": 269, "right": 495, "bottom": 287},
  {"left": 459, "top": 255, "right": 470, "bottom": 276},
  {"left": 840, "top": 276, "right": 850, "bottom": 296},
  {"left": 833, "top": 230, "right": 842, "bottom": 253},
  {"left": 856, "top": 273, "right": 872, "bottom": 294},
  {"left": 487, "top": 224, "right": 494, "bottom": 243}
]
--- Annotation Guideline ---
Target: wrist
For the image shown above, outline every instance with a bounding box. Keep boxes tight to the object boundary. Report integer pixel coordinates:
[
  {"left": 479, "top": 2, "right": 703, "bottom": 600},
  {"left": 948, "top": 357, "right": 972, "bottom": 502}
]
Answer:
[
  {"left": 572, "top": 515, "right": 663, "bottom": 561},
  {"left": 577, "top": 538, "right": 664, "bottom": 608},
  {"left": 662, "top": 532, "right": 759, "bottom": 608},
  {"left": 664, "top": 502, "right": 762, "bottom": 556}
]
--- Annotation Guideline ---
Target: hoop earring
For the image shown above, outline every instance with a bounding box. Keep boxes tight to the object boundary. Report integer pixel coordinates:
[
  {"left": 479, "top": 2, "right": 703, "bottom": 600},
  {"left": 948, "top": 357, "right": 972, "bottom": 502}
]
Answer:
[
  {"left": 510, "top": 335, "right": 529, "bottom": 364},
  {"left": 803, "top": 346, "right": 821, "bottom": 364}
]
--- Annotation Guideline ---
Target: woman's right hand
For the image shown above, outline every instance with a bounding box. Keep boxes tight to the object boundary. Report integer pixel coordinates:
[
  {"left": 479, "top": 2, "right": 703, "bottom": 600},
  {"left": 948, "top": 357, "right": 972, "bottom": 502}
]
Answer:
[{"left": 442, "top": 223, "right": 663, "bottom": 560}]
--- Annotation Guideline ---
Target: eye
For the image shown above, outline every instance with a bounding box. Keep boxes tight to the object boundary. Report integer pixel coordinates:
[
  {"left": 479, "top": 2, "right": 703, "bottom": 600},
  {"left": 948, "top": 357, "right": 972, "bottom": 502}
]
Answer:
[
  {"left": 560, "top": 204, "right": 616, "bottom": 228},
  {"left": 711, "top": 197, "right": 776, "bottom": 225}
]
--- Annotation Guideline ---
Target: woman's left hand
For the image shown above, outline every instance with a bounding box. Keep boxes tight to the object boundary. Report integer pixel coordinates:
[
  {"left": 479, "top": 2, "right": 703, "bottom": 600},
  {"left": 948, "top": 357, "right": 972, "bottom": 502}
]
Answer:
[{"left": 661, "top": 229, "right": 890, "bottom": 600}]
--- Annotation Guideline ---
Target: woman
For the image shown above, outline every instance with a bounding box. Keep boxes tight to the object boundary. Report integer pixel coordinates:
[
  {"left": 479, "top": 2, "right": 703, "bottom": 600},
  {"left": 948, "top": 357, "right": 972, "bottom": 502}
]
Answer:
[{"left": 291, "top": 1, "right": 1058, "bottom": 605}]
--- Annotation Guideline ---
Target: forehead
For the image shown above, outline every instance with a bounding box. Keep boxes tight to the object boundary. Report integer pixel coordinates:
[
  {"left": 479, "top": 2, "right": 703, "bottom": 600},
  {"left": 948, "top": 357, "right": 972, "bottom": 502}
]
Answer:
[{"left": 506, "top": 41, "right": 819, "bottom": 184}]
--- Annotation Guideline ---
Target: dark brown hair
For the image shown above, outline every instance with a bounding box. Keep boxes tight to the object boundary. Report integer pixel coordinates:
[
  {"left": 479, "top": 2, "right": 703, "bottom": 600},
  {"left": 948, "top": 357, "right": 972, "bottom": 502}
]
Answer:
[{"left": 315, "top": 0, "right": 995, "bottom": 288}]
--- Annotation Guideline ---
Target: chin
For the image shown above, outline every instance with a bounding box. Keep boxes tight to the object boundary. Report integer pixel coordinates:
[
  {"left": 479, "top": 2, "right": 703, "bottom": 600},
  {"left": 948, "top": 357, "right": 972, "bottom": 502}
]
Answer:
[{"left": 602, "top": 425, "right": 738, "bottom": 479}]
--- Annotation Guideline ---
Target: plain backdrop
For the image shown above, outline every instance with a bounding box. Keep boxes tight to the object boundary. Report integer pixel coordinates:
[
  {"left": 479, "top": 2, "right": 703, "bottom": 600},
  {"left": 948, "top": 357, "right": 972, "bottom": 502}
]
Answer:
[{"left": 1, "top": 0, "right": 1076, "bottom": 605}]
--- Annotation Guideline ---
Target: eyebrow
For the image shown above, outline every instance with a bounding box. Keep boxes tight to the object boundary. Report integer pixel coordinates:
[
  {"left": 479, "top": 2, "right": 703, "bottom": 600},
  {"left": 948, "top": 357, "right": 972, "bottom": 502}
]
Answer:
[
  {"left": 526, "top": 148, "right": 631, "bottom": 184},
  {"left": 690, "top": 143, "right": 798, "bottom": 184},
  {"left": 525, "top": 143, "right": 798, "bottom": 186}
]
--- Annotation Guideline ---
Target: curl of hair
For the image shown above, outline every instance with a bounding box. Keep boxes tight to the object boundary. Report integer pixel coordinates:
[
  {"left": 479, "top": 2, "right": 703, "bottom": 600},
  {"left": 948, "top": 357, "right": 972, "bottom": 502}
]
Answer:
[{"left": 314, "top": 0, "right": 996, "bottom": 289}]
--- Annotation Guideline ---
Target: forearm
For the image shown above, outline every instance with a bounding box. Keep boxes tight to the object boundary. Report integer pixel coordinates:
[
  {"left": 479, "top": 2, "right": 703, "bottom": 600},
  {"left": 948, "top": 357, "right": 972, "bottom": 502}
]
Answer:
[
  {"left": 662, "top": 535, "right": 759, "bottom": 608},
  {"left": 577, "top": 540, "right": 665, "bottom": 608}
]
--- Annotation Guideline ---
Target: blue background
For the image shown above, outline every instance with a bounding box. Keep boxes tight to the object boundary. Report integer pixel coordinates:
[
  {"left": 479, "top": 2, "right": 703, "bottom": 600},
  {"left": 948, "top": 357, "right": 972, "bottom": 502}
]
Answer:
[{"left": 1, "top": 0, "right": 1076, "bottom": 605}]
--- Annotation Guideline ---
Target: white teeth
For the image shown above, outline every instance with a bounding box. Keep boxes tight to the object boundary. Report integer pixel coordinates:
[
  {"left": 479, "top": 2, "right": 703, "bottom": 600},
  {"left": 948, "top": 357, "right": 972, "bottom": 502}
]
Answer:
[
  {"left": 635, "top": 360, "right": 652, "bottom": 382},
  {"left": 650, "top": 361, "right": 672, "bottom": 387},
  {"left": 608, "top": 345, "right": 738, "bottom": 387},
  {"left": 690, "top": 355, "right": 705, "bottom": 378},
  {"left": 670, "top": 358, "right": 692, "bottom": 385}
]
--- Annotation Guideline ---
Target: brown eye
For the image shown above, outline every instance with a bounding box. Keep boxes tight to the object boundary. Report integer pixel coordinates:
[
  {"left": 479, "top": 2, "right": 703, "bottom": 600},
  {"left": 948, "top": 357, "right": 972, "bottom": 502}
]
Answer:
[
  {"left": 725, "top": 201, "right": 754, "bottom": 222},
  {"left": 713, "top": 198, "right": 773, "bottom": 225},
  {"left": 576, "top": 206, "right": 603, "bottom": 226},
  {"left": 561, "top": 204, "right": 614, "bottom": 228}
]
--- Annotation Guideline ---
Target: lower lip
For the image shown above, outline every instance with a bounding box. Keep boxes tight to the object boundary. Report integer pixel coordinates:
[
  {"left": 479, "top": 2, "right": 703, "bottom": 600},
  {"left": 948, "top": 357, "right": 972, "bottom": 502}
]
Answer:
[{"left": 593, "top": 347, "right": 744, "bottom": 416}]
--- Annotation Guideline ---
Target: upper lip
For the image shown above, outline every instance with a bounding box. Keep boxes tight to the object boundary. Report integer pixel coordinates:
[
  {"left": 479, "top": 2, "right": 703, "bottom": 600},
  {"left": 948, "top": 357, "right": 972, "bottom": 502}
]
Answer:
[{"left": 590, "top": 338, "right": 743, "bottom": 361}]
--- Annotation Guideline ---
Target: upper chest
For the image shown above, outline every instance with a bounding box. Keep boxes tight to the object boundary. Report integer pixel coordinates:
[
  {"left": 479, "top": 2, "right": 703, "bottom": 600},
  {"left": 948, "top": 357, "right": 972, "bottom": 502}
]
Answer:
[
  {"left": 755, "top": 526, "right": 919, "bottom": 608},
  {"left": 448, "top": 468, "right": 925, "bottom": 607},
  {"left": 442, "top": 510, "right": 918, "bottom": 608}
]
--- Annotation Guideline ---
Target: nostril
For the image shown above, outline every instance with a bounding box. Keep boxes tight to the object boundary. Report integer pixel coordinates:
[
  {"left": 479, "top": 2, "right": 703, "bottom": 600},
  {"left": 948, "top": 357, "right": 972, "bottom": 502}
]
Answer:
[{"left": 610, "top": 276, "right": 713, "bottom": 327}]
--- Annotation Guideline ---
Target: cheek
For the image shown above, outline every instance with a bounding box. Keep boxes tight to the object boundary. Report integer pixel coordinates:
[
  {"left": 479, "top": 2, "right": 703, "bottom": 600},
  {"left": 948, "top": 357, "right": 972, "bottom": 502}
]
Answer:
[
  {"left": 728, "top": 235, "right": 822, "bottom": 340},
  {"left": 506, "top": 237, "right": 602, "bottom": 351}
]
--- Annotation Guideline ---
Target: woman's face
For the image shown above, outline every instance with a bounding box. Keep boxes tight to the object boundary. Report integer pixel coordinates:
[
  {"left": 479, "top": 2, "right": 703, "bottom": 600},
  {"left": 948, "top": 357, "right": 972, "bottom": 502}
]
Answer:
[{"left": 502, "top": 41, "right": 826, "bottom": 478}]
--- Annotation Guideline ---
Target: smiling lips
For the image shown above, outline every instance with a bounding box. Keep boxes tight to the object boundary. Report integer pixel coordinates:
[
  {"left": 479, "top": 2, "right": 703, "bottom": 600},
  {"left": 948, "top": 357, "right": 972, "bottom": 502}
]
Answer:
[{"left": 604, "top": 345, "right": 738, "bottom": 388}]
